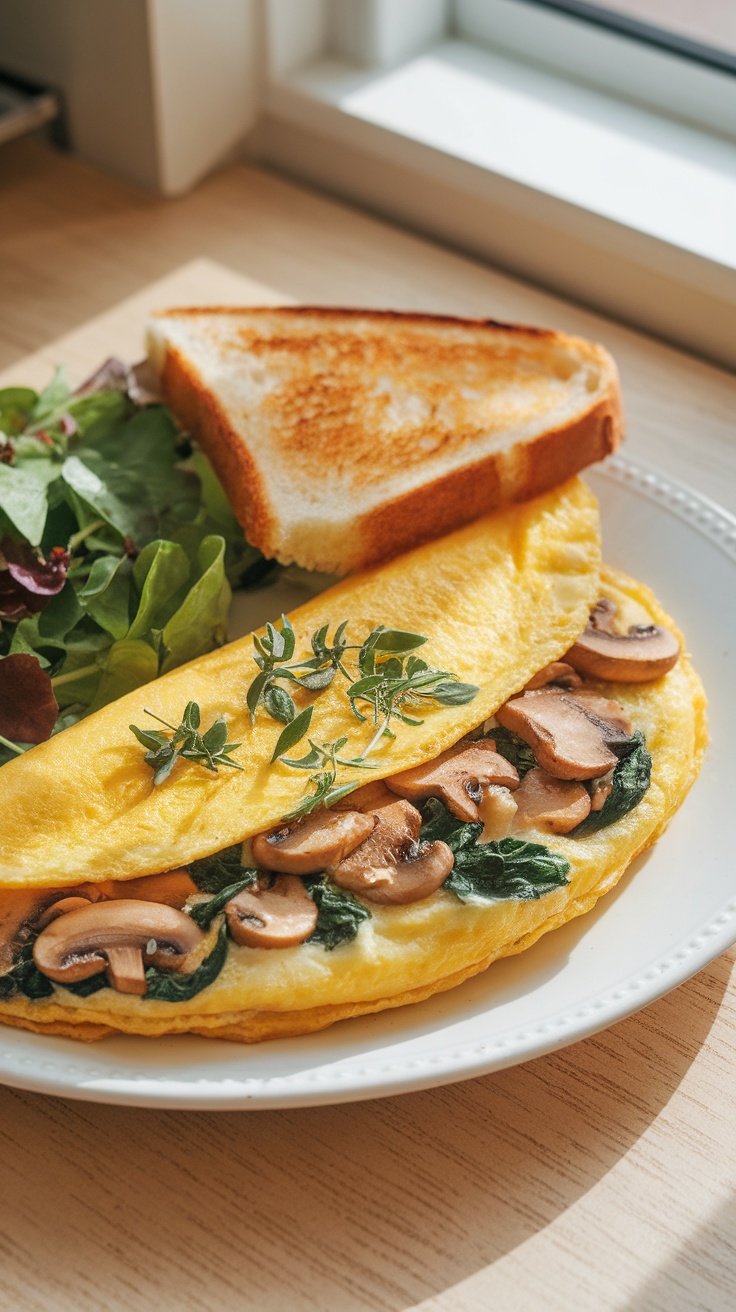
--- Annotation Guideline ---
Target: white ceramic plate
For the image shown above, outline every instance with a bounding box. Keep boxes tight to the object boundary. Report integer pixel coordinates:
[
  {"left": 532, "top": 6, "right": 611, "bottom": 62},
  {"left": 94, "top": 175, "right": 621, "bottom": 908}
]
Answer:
[{"left": 2, "top": 454, "right": 732, "bottom": 1109}]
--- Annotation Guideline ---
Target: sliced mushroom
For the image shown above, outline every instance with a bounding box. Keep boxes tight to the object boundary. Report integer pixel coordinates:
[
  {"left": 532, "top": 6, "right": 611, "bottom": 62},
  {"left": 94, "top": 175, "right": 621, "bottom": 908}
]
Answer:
[
  {"left": 35, "top": 896, "right": 95, "bottom": 929},
  {"left": 566, "top": 598, "right": 679, "bottom": 682},
  {"left": 478, "top": 784, "right": 518, "bottom": 841},
  {"left": 33, "top": 900, "right": 205, "bottom": 996},
  {"left": 514, "top": 767, "right": 591, "bottom": 833},
  {"left": 385, "top": 738, "right": 519, "bottom": 823},
  {"left": 567, "top": 689, "right": 632, "bottom": 737},
  {"left": 523, "top": 661, "right": 582, "bottom": 692},
  {"left": 495, "top": 689, "right": 625, "bottom": 780},
  {"left": 0, "top": 885, "right": 108, "bottom": 974},
  {"left": 331, "top": 790, "right": 453, "bottom": 904},
  {"left": 251, "top": 809, "right": 375, "bottom": 876},
  {"left": 225, "top": 875, "right": 318, "bottom": 948}
]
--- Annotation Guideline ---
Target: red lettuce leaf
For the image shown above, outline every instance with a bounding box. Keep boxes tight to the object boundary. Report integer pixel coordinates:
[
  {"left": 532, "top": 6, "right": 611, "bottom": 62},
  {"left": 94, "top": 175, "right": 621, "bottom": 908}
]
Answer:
[
  {"left": 0, "top": 539, "right": 70, "bottom": 619},
  {"left": 0, "top": 653, "right": 59, "bottom": 744}
]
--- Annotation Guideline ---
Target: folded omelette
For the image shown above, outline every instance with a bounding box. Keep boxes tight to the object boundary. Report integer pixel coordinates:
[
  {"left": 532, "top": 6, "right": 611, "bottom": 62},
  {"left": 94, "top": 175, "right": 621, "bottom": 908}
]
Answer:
[{"left": 0, "top": 478, "right": 706, "bottom": 1041}]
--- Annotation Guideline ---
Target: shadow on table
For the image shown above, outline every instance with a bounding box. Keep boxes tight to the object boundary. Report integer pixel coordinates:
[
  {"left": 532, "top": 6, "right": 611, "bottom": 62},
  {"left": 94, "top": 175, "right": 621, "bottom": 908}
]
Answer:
[
  {"left": 623, "top": 1191, "right": 736, "bottom": 1312},
  {"left": 0, "top": 949, "right": 732, "bottom": 1312}
]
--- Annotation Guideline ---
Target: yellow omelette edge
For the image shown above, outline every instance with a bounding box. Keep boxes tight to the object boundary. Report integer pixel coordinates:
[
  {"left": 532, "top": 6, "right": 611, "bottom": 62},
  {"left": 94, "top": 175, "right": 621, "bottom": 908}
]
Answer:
[
  {"left": 0, "top": 564, "right": 707, "bottom": 1039},
  {"left": 0, "top": 476, "right": 601, "bottom": 888}
]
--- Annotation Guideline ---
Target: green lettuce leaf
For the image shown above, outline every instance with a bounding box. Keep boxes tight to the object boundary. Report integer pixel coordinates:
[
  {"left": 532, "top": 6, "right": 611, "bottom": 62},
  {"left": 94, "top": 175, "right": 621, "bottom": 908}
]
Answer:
[
  {"left": 79, "top": 554, "right": 133, "bottom": 639},
  {"left": 128, "top": 539, "right": 190, "bottom": 641},
  {"left": 0, "top": 461, "right": 59, "bottom": 543},
  {"left": 88, "top": 638, "right": 159, "bottom": 711},
  {"left": 161, "top": 534, "right": 230, "bottom": 672},
  {"left": 0, "top": 387, "right": 37, "bottom": 436}
]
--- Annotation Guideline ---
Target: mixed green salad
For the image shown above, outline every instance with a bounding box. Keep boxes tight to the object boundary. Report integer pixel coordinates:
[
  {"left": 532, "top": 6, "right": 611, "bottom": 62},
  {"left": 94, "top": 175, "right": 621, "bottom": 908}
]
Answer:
[{"left": 0, "top": 358, "right": 271, "bottom": 767}]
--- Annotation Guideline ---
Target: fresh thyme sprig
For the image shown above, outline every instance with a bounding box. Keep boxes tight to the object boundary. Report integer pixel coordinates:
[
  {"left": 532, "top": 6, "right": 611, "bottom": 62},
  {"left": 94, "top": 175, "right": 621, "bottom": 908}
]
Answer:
[
  {"left": 130, "top": 701, "right": 244, "bottom": 785},
  {"left": 346, "top": 628, "right": 479, "bottom": 757},
  {"left": 254, "top": 622, "right": 479, "bottom": 815},
  {"left": 246, "top": 616, "right": 352, "bottom": 725},
  {"left": 280, "top": 737, "right": 378, "bottom": 819}
]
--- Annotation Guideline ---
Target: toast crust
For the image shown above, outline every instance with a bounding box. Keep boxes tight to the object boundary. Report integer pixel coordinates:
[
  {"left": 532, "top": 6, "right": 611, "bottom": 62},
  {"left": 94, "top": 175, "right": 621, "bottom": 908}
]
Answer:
[{"left": 152, "top": 306, "right": 624, "bottom": 574}]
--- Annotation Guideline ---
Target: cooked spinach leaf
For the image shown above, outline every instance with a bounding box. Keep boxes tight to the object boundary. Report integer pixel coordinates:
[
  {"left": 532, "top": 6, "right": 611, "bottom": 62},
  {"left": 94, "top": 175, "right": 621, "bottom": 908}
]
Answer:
[
  {"left": 188, "top": 843, "right": 248, "bottom": 894},
  {"left": 420, "top": 798, "right": 570, "bottom": 903},
  {"left": 489, "top": 725, "right": 537, "bottom": 777},
  {"left": 188, "top": 871, "right": 259, "bottom": 929},
  {"left": 573, "top": 731, "right": 652, "bottom": 836},
  {"left": 65, "top": 974, "right": 107, "bottom": 997},
  {"left": 144, "top": 924, "right": 228, "bottom": 1002},
  {"left": 0, "top": 942, "right": 54, "bottom": 1000},
  {"left": 306, "top": 877, "right": 372, "bottom": 950}
]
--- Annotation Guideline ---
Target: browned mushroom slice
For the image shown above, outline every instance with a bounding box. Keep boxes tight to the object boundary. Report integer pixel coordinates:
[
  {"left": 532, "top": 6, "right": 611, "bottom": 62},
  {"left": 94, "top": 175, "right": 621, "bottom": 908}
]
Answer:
[
  {"left": 567, "top": 689, "right": 633, "bottom": 737},
  {"left": 514, "top": 767, "right": 591, "bottom": 833},
  {"left": 0, "top": 885, "right": 109, "bottom": 974},
  {"left": 252, "top": 809, "right": 376, "bottom": 876},
  {"left": 225, "top": 875, "right": 318, "bottom": 948},
  {"left": 33, "top": 900, "right": 205, "bottom": 996},
  {"left": 35, "top": 896, "right": 95, "bottom": 929},
  {"left": 331, "top": 791, "right": 453, "bottom": 905},
  {"left": 385, "top": 738, "right": 520, "bottom": 823},
  {"left": 566, "top": 598, "right": 679, "bottom": 682},
  {"left": 523, "top": 661, "right": 582, "bottom": 692},
  {"left": 495, "top": 689, "right": 622, "bottom": 780}
]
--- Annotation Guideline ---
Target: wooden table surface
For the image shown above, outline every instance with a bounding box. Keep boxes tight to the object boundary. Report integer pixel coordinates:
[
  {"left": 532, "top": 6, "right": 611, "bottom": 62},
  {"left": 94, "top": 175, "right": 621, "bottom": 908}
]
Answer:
[{"left": 1, "top": 136, "right": 735, "bottom": 1312}]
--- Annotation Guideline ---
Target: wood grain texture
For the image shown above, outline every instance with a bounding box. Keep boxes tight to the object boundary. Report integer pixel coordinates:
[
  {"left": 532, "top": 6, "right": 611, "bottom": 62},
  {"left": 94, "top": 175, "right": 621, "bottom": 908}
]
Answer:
[{"left": 0, "top": 135, "right": 735, "bottom": 1312}]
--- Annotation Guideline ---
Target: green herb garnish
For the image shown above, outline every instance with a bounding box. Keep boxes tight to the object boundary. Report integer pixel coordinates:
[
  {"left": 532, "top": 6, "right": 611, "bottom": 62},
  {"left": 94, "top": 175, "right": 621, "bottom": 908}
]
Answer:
[
  {"left": 420, "top": 798, "right": 570, "bottom": 902},
  {"left": 280, "top": 737, "right": 378, "bottom": 819},
  {"left": 572, "top": 731, "right": 652, "bottom": 836},
  {"left": 346, "top": 628, "right": 479, "bottom": 756},
  {"left": 248, "top": 620, "right": 479, "bottom": 813},
  {"left": 245, "top": 617, "right": 352, "bottom": 725},
  {"left": 306, "top": 877, "right": 372, "bottom": 949},
  {"left": 130, "top": 700, "right": 243, "bottom": 785}
]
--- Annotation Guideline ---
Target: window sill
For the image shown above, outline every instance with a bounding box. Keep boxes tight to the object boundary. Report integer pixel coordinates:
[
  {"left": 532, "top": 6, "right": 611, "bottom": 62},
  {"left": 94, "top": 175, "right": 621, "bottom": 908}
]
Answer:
[{"left": 258, "top": 39, "right": 736, "bottom": 369}]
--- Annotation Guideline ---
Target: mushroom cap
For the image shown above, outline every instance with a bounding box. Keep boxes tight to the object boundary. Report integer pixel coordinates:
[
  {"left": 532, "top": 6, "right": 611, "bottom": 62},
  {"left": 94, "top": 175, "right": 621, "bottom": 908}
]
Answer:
[
  {"left": 226, "top": 875, "right": 318, "bottom": 948},
  {"left": 513, "top": 767, "right": 592, "bottom": 833},
  {"left": 33, "top": 899, "right": 204, "bottom": 992},
  {"left": 252, "top": 809, "right": 375, "bottom": 876},
  {"left": 566, "top": 603, "right": 680, "bottom": 682},
  {"left": 523, "top": 662, "right": 582, "bottom": 692},
  {"left": 386, "top": 738, "right": 519, "bottom": 823},
  {"left": 495, "top": 689, "right": 622, "bottom": 780},
  {"left": 332, "top": 794, "right": 422, "bottom": 875},
  {"left": 331, "top": 791, "right": 454, "bottom": 904}
]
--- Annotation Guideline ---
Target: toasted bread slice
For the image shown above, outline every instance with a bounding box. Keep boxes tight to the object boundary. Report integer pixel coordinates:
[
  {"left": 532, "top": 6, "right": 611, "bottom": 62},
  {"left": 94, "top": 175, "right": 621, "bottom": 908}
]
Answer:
[{"left": 147, "top": 307, "right": 623, "bottom": 575}]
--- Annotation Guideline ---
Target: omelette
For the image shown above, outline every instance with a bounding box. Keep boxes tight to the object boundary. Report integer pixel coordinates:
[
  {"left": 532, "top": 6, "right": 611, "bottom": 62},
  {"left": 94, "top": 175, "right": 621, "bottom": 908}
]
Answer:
[{"left": 0, "top": 478, "right": 706, "bottom": 1042}]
